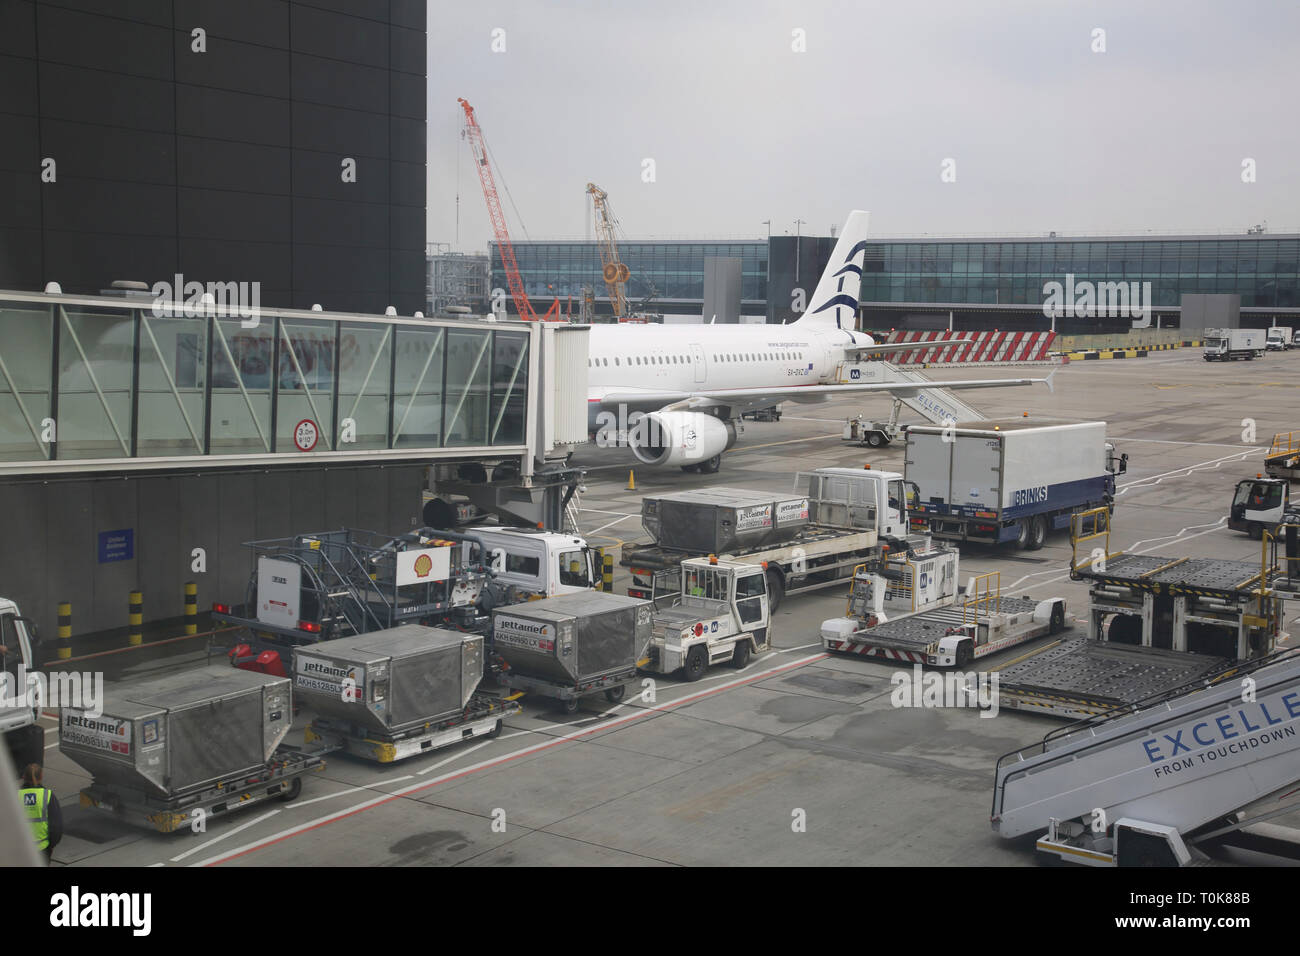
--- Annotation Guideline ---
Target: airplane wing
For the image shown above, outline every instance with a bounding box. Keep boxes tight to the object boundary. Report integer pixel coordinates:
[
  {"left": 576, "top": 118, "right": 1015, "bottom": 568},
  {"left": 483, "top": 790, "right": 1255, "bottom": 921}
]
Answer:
[{"left": 595, "top": 371, "right": 1055, "bottom": 415}]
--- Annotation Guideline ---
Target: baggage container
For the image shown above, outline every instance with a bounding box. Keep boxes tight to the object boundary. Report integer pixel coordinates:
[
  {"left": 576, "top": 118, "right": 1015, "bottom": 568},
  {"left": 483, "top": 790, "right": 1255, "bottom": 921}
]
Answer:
[
  {"left": 640, "top": 487, "right": 810, "bottom": 553},
  {"left": 60, "top": 667, "right": 291, "bottom": 800},
  {"left": 491, "top": 592, "right": 652, "bottom": 686},
  {"left": 293, "top": 625, "right": 482, "bottom": 736}
]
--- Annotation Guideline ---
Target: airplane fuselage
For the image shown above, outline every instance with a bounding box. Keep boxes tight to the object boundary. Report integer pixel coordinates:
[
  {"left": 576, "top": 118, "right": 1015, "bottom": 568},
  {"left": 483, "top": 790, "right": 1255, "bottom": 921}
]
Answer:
[{"left": 585, "top": 322, "right": 872, "bottom": 428}]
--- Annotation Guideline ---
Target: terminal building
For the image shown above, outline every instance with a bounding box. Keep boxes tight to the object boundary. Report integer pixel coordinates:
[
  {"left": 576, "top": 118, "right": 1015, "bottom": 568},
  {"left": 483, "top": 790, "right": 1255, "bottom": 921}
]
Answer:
[{"left": 496, "top": 232, "right": 1300, "bottom": 333}]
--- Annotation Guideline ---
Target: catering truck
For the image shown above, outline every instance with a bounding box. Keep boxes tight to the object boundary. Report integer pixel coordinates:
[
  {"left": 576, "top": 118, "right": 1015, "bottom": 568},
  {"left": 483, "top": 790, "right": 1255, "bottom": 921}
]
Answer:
[
  {"left": 1203, "top": 328, "right": 1264, "bottom": 361},
  {"left": 906, "top": 420, "right": 1127, "bottom": 549},
  {"left": 620, "top": 468, "right": 916, "bottom": 611}
]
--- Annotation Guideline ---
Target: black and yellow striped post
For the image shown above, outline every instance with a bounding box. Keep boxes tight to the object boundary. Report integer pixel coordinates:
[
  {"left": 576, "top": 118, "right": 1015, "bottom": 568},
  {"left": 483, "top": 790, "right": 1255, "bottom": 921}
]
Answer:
[
  {"left": 128, "top": 590, "right": 143, "bottom": 646},
  {"left": 184, "top": 581, "right": 198, "bottom": 635},
  {"left": 57, "top": 601, "right": 71, "bottom": 660},
  {"left": 602, "top": 551, "right": 614, "bottom": 593}
]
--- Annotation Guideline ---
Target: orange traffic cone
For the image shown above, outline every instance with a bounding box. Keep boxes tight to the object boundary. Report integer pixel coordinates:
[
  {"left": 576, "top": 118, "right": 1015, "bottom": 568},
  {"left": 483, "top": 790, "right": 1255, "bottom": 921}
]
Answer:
[{"left": 627, "top": 470, "right": 636, "bottom": 491}]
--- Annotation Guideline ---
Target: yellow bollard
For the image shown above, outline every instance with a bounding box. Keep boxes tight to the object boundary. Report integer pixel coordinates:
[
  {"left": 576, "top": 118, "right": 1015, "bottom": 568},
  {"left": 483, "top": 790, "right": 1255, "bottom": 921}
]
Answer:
[
  {"left": 57, "top": 602, "right": 71, "bottom": 660},
  {"left": 129, "top": 590, "right": 143, "bottom": 646},
  {"left": 602, "top": 552, "right": 614, "bottom": 593},
  {"left": 184, "top": 581, "right": 197, "bottom": 635},
  {"left": 627, "top": 470, "right": 636, "bottom": 491}
]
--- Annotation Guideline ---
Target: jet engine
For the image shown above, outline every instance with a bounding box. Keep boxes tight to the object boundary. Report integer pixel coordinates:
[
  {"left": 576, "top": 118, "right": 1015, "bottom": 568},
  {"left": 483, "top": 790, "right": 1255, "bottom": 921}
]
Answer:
[{"left": 628, "top": 411, "right": 736, "bottom": 467}]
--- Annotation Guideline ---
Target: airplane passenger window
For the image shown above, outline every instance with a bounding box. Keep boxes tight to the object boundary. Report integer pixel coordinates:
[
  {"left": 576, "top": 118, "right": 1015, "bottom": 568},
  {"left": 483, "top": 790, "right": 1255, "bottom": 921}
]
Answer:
[{"left": 615, "top": 357, "right": 620, "bottom": 365}]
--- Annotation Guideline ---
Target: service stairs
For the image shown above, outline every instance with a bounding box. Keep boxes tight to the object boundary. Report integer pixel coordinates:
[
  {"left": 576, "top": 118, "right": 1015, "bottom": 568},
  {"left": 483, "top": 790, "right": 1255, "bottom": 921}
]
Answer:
[
  {"left": 992, "top": 652, "right": 1300, "bottom": 846},
  {"left": 842, "top": 361, "right": 988, "bottom": 426}
]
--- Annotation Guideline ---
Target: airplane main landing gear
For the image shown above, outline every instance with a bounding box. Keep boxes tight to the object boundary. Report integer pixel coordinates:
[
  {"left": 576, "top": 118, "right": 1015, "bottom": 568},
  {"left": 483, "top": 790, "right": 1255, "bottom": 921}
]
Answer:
[{"left": 680, "top": 454, "right": 722, "bottom": 474}]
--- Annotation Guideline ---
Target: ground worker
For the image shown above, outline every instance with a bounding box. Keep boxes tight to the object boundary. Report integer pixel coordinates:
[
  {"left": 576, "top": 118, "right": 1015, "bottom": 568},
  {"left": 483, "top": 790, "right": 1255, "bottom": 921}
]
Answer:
[{"left": 19, "top": 764, "right": 61, "bottom": 864}]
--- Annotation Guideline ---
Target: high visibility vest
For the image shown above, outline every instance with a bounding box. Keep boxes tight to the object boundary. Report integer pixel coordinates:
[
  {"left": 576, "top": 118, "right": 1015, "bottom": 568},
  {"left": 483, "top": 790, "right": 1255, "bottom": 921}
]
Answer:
[{"left": 20, "top": 787, "right": 50, "bottom": 850}]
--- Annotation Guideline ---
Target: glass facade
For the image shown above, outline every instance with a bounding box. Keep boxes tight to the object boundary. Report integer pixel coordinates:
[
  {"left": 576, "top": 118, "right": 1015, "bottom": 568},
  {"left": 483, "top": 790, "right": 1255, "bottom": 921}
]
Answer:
[
  {"left": 857, "top": 237, "right": 1300, "bottom": 308},
  {"left": 0, "top": 296, "right": 531, "bottom": 464},
  {"left": 494, "top": 241, "right": 769, "bottom": 305},
  {"left": 491, "top": 234, "right": 1300, "bottom": 317}
]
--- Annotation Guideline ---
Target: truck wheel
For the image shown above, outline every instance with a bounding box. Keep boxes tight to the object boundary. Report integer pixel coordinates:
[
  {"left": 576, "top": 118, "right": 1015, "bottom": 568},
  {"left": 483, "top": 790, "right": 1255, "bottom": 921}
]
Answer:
[
  {"left": 731, "top": 639, "right": 751, "bottom": 669},
  {"left": 766, "top": 569, "right": 785, "bottom": 612},
  {"left": 1049, "top": 602, "right": 1066, "bottom": 634},
  {"left": 603, "top": 685, "right": 626, "bottom": 703},
  {"left": 1249, "top": 524, "right": 1263, "bottom": 540},
  {"left": 683, "top": 646, "right": 708, "bottom": 682},
  {"left": 1014, "top": 520, "right": 1031, "bottom": 549},
  {"left": 561, "top": 697, "right": 581, "bottom": 715},
  {"left": 1027, "top": 515, "right": 1047, "bottom": 551},
  {"left": 955, "top": 641, "right": 973, "bottom": 668},
  {"left": 866, "top": 431, "right": 885, "bottom": 448},
  {"left": 699, "top": 454, "right": 721, "bottom": 474},
  {"left": 278, "top": 776, "right": 303, "bottom": 803}
]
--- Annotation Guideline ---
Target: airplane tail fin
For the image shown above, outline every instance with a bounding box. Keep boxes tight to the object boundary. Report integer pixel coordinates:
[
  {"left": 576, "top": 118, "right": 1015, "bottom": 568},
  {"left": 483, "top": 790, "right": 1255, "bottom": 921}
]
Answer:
[{"left": 792, "top": 209, "right": 870, "bottom": 331}]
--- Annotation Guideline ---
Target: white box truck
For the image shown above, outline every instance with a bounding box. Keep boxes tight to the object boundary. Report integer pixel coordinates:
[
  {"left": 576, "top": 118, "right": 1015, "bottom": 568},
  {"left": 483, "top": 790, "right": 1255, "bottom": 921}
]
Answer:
[
  {"left": 1203, "top": 328, "right": 1264, "bottom": 361},
  {"left": 1266, "top": 326, "right": 1293, "bottom": 351},
  {"left": 905, "top": 421, "right": 1127, "bottom": 549}
]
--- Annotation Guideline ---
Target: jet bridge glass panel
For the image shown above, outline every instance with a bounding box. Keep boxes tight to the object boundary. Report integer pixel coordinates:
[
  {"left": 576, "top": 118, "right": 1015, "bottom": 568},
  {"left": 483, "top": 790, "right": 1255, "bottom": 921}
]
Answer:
[{"left": 0, "top": 297, "right": 536, "bottom": 466}]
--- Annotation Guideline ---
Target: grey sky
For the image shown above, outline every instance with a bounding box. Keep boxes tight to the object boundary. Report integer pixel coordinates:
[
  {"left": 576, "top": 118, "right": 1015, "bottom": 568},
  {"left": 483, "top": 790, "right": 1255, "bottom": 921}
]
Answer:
[{"left": 427, "top": 0, "right": 1300, "bottom": 252}]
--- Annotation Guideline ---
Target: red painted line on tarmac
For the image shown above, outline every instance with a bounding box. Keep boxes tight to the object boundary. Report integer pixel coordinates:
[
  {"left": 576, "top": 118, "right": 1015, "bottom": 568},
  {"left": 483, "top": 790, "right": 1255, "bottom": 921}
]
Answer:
[{"left": 202, "top": 652, "right": 827, "bottom": 866}]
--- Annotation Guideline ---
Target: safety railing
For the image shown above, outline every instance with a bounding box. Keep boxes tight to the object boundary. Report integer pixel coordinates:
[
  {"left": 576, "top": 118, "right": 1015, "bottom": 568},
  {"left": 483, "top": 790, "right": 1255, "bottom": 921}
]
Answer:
[{"left": 962, "top": 571, "right": 1001, "bottom": 623}]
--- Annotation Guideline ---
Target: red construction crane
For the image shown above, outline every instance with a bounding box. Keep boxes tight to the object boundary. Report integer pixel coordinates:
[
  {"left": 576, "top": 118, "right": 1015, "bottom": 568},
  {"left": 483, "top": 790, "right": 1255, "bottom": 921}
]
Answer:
[{"left": 457, "top": 98, "right": 558, "bottom": 321}]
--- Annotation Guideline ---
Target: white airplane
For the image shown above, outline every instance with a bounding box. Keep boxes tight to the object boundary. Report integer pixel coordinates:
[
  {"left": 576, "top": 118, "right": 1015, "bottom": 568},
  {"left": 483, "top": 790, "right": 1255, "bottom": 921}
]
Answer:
[{"left": 585, "top": 210, "right": 1052, "bottom": 473}]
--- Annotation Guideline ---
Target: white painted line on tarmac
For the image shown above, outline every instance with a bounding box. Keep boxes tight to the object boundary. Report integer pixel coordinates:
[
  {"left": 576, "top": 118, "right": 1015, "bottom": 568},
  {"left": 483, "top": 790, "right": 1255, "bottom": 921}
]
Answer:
[
  {"left": 1117, "top": 449, "right": 1262, "bottom": 496},
  {"left": 169, "top": 809, "right": 281, "bottom": 864},
  {"left": 415, "top": 739, "right": 495, "bottom": 775},
  {"left": 585, "top": 514, "right": 638, "bottom": 536},
  {"left": 193, "top": 652, "right": 827, "bottom": 867},
  {"left": 291, "top": 775, "right": 415, "bottom": 809}
]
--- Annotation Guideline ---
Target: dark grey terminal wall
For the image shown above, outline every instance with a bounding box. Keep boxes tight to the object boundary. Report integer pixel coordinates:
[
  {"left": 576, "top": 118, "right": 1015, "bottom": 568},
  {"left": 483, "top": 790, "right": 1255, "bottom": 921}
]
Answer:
[
  {"left": 0, "top": 0, "right": 426, "bottom": 314},
  {"left": 0, "top": 464, "right": 425, "bottom": 645}
]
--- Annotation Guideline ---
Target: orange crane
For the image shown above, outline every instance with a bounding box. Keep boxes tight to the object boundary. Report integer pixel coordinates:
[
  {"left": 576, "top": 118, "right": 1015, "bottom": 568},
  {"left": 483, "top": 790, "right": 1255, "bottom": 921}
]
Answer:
[
  {"left": 586, "top": 183, "right": 631, "bottom": 319},
  {"left": 458, "top": 98, "right": 559, "bottom": 321}
]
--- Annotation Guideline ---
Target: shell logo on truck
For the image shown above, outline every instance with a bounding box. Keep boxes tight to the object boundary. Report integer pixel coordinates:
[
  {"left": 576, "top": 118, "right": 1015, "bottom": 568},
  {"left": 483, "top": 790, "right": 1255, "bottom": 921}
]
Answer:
[{"left": 413, "top": 553, "right": 433, "bottom": 578}]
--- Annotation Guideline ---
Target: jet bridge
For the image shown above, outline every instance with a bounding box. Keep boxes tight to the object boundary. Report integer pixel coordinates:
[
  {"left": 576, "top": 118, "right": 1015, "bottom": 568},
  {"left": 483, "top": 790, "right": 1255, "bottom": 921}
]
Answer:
[{"left": 992, "top": 651, "right": 1300, "bottom": 866}]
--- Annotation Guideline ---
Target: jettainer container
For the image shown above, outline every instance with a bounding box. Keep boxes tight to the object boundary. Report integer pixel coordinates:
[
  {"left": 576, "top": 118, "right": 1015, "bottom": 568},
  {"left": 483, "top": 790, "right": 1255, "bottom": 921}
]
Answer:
[
  {"left": 640, "top": 487, "right": 811, "bottom": 554},
  {"left": 59, "top": 666, "right": 292, "bottom": 800},
  {"left": 490, "top": 592, "right": 652, "bottom": 710},
  {"left": 293, "top": 625, "right": 483, "bottom": 736}
]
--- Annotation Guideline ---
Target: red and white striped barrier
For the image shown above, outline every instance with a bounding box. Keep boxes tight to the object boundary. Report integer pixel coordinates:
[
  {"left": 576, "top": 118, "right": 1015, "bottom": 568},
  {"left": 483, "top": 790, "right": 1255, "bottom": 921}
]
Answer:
[{"left": 875, "top": 330, "right": 1056, "bottom": 365}]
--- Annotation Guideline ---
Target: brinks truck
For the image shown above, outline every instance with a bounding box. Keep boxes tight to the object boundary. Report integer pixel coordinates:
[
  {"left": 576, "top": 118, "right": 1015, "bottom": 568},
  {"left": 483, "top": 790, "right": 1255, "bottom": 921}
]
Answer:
[{"left": 906, "top": 421, "right": 1127, "bottom": 549}]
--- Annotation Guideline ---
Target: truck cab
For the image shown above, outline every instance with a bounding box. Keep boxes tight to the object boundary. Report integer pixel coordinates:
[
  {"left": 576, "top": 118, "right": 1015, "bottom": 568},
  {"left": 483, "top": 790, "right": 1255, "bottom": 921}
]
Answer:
[
  {"left": 1, "top": 598, "right": 43, "bottom": 769},
  {"left": 464, "top": 527, "right": 600, "bottom": 598},
  {"left": 1230, "top": 476, "right": 1292, "bottom": 538},
  {"left": 643, "top": 557, "right": 770, "bottom": 680},
  {"left": 800, "top": 466, "right": 917, "bottom": 543}
]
